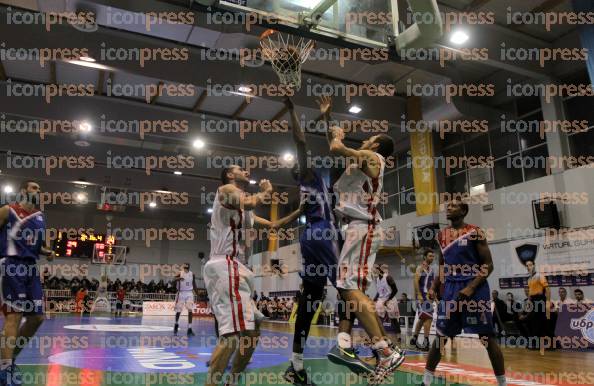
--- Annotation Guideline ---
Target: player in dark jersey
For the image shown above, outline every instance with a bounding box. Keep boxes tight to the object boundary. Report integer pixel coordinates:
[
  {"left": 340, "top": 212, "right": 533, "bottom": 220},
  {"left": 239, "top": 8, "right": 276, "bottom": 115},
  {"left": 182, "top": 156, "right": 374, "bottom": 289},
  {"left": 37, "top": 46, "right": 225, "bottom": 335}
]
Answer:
[
  {"left": 410, "top": 249, "right": 435, "bottom": 351},
  {"left": 419, "top": 200, "right": 506, "bottom": 386},
  {"left": 283, "top": 97, "right": 347, "bottom": 386},
  {"left": 0, "top": 180, "right": 55, "bottom": 386}
]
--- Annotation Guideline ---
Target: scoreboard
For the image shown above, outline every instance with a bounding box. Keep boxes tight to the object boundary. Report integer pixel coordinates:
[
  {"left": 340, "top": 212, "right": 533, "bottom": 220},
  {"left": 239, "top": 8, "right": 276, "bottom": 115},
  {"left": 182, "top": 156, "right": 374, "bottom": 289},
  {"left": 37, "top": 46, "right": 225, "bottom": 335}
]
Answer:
[{"left": 54, "top": 232, "right": 116, "bottom": 259}]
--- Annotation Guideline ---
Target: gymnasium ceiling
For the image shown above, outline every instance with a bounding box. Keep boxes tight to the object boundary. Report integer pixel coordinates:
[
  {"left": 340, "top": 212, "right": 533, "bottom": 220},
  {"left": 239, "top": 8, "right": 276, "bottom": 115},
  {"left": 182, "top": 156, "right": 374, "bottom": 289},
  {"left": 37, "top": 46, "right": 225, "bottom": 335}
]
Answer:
[{"left": 0, "top": 0, "right": 588, "bottom": 218}]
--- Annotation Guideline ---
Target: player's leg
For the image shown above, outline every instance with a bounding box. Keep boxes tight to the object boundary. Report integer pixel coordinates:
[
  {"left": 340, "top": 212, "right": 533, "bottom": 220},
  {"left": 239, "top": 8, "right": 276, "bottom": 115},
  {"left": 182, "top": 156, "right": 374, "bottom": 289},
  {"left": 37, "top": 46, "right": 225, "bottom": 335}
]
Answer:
[
  {"left": 173, "top": 291, "right": 182, "bottom": 335},
  {"left": 228, "top": 327, "right": 260, "bottom": 386},
  {"left": 285, "top": 279, "right": 325, "bottom": 385},
  {"left": 0, "top": 313, "right": 23, "bottom": 372},
  {"left": 206, "top": 333, "right": 239, "bottom": 386},
  {"left": 481, "top": 335, "right": 506, "bottom": 386},
  {"left": 186, "top": 295, "right": 195, "bottom": 336}
]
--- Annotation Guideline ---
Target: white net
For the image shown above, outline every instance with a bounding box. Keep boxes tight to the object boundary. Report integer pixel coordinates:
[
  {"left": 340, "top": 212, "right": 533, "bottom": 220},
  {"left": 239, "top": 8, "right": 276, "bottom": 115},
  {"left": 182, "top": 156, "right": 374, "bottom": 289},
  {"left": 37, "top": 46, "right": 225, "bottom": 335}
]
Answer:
[{"left": 260, "top": 30, "right": 314, "bottom": 91}]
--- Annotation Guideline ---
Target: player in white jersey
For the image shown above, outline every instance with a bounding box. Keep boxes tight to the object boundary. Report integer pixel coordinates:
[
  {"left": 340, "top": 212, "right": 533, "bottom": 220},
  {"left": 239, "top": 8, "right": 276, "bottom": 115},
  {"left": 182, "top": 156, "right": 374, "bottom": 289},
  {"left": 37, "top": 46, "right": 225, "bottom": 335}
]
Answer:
[
  {"left": 373, "top": 264, "right": 401, "bottom": 345},
  {"left": 173, "top": 263, "right": 199, "bottom": 336},
  {"left": 317, "top": 96, "right": 404, "bottom": 385},
  {"left": 204, "top": 165, "right": 302, "bottom": 386}
]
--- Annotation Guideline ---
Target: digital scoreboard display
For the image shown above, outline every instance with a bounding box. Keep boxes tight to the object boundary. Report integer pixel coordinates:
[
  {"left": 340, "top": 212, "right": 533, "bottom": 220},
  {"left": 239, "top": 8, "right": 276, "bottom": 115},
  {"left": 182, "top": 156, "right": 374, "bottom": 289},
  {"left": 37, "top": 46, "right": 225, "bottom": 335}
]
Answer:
[{"left": 54, "top": 232, "right": 116, "bottom": 259}]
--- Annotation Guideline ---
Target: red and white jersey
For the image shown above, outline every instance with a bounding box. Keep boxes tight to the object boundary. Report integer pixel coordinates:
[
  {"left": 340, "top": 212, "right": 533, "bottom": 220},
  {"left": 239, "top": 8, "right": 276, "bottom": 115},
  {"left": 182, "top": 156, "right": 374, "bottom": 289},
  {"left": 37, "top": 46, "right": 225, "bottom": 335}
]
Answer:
[
  {"left": 209, "top": 189, "right": 254, "bottom": 264},
  {"left": 333, "top": 153, "right": 385, "bottom": 222}
]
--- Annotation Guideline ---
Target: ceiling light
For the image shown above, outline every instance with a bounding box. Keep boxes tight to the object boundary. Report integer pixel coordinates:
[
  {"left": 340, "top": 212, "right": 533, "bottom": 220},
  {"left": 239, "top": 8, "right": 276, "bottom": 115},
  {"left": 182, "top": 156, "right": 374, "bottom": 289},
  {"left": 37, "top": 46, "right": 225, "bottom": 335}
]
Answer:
[
  {"left": 174, "top": 171, "right": 183, "bottom": 176},
  {"left": 193, "top": 139, "right": 205, "bottom": 149},
  {"left": 450, "top": 30, "right": 469, "bottom": 45},
  {"left": 3, "top": 185, "right": 13, "bottom": 194},
  {"left": 74, "top": 140, "right": 90, "bottom": 147},
  {"left": 79, "top": 121, "right": 92, "bottom": 133},
  {"left": 238, "top": 86, "right": 252, "bottom": 93},
  {"left": 79, "top": 56, "right": 96, "bottom": 62},
  {"left": 349, "top": 105, "right": 362, "bottom": 114},
  {"left": 207, "top": 208, "right": 213, "bottom": 214},
  {"left": 75, "top": 192, "right": 88, "bottom": 203},
  {"left": 249, "top": 180, "right": 257, "bottom": 185},
  {"left": 67, "top": 60, "right": 111, "bottom": 71},
  {"left": 283, "top": 152, "right": 294, "bottom": 162},
  {"left": 149, "top": 202, "right": 157, "bottom": 208}
]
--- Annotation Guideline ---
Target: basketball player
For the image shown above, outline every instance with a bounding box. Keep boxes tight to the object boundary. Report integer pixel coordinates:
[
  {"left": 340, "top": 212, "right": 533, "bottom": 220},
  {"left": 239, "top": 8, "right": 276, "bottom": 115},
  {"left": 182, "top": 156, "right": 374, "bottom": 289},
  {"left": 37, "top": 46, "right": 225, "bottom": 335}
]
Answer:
[
  {"left": 282, "top": 97, "right": 343, "bottom": 386},
  {"left": 318, "top": 95, "right": 405, "bottom": 384},
  {"left": 0, "top": 180, "right": 55, "bottom": 386},
  {"left": 373, "top": 264, "right": 401, "bottom": 345},
  {"left": 410, "top": 249, "right": 435, "bottom": 351},
  {"left": 204, "top": 166, "right": 302, "bottom": 386},
  {"left": 173, "top": 263, "right": 199, "bottom": 336},
  {"left": 419, "top": 200, "right": 506, "bottom": 386}
]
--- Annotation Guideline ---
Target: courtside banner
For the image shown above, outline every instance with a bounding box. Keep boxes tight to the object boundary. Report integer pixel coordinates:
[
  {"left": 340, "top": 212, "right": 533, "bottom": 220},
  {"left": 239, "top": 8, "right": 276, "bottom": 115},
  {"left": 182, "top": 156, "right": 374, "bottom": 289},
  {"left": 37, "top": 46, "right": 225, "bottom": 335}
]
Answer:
[
  {"left": 555, "top": 303, "right": 594, "bottom": 350},
  {"left": 408, "top": 97, "right": 438, "bottom": 216},
  {"left": 143, "top": 301, "right": 211, "bottom": 316}
]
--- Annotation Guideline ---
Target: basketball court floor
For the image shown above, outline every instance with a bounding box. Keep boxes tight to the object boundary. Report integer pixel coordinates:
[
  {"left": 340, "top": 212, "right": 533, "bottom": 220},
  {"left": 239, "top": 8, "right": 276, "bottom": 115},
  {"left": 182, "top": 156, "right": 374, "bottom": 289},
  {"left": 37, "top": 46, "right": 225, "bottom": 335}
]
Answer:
[{"left": 14, "top": 315, "right": 594, "bottom": 386}]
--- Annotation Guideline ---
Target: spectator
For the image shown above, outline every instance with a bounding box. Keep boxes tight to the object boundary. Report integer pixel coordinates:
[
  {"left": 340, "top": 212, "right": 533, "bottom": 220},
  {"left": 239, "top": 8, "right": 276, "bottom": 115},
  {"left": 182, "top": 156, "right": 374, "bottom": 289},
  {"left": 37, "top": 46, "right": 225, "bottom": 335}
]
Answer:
[
  {"left": 574, "top": 288, "right": 590, "bottom": 305},
  {"left": 491, "top": 290, "right": 507, "bottom": 335},
  {"left": 253, "top": 291, "right": 258, "bottom": 302}
]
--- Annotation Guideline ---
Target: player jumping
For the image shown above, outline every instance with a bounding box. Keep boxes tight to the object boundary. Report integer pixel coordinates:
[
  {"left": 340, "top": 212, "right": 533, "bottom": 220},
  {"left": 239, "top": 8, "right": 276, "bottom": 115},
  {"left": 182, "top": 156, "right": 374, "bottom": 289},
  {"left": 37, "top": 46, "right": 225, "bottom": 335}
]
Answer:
[
  {"left": 173, "top": 263, "right": 200, "bottom": 336},
  {"left": 0, "top": 180, "right": 55, "bottom": 386},
  {"left": 410, "top": 249, "right": 435, "bottom": 351},
  {"left": 419, "top": 200, "right": 506, "bottom": 386},
  {"left": 282, "top": 97, "right": 342, "bottom": 386},
  {"left": 318, "top": 96, "right": 405, "bottom": 385},
  {"left": 204, "top": 166, "right": 302, "bottom": 386}
]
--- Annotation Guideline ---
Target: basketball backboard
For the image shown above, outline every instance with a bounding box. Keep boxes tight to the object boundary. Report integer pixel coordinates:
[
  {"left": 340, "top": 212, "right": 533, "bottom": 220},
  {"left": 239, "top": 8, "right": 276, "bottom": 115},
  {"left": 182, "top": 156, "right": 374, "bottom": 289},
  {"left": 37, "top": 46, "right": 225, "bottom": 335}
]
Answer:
[{"left": 219, "top": 0, "right": 400, "bottom": 48}]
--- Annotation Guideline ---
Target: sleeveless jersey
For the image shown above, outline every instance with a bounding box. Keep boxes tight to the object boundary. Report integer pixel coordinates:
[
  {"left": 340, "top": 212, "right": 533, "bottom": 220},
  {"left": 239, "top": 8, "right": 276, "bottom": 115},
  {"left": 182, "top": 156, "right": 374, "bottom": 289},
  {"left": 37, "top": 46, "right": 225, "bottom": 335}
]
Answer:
[
  {"left": 0, "top": 204, "right": 46, "bottom": 259},
  {"left": 418, "top": 265, "right": 435, "bottom": 300},
  {"left": 333, "top": 153, "right": 385, "bottom": 222},
  {"left": 209, "top": 188, "right": 254, "bottom": 264},
  {"left": 437, "top": 224, "right": 483, "bottom": 282},
  {"left": 376, "top": 273, "right": 392, "bottom": 300},
  {"left": 177, "top": 270, "right": 194, "bottom": 292},
  {"left": 300, "top": 169, "right": 335, "bottom": 225}
]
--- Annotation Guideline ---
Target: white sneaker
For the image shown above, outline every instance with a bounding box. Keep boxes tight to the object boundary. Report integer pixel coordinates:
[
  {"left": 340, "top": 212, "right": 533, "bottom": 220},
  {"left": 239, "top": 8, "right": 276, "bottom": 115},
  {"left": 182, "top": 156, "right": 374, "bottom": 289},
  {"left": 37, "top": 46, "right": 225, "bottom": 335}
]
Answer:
[{"left": 369, "top": 346, "right": 406, "bottom": 385}]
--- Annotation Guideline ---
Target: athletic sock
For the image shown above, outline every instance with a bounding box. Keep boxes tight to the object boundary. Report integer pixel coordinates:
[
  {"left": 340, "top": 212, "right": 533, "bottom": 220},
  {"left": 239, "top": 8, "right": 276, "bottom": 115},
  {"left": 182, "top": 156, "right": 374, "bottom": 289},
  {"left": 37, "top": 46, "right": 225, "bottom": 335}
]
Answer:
[
  {"left": 291, "top": 352, "right": 304, "bottom": 372},
  {"left": 372, "top": 339, "right": 389, "bottom": 351},
  {"left": 496, "top": 375, "right": 507, "bottom": 386},
  {"left": 423, "top": 369, "right": 435, "bottom": 385},
  {"left": 337, "top": 332, "right": 352, "bottom": 349},
  {"left": 0, "top": 359, "right": 11, "bottom": 371}
]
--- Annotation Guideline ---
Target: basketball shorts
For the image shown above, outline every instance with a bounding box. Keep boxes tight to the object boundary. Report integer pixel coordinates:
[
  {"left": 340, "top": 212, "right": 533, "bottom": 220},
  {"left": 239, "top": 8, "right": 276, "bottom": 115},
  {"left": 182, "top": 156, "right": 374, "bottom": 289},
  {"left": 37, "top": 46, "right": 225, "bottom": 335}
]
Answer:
[
  {"left": 204, "top": 257, "right": 262, "bottom": 336},
  {"left": 174, "top": 291, "right": 195, "bottom": 312},
  {"left": 336, "top": 221, "right": 382, "bottom": 291},
  {"left": 0, "top": 257, "right": 44, "bottom": 315},
  {"left": 299, "top": 219, "right": 339, "bottom": 287},
  {"left": 436, "top": 280, "right": 495, "bottom": 337},
  {"left": 376, "top": 298, "right": 399, "bottom": 319}
]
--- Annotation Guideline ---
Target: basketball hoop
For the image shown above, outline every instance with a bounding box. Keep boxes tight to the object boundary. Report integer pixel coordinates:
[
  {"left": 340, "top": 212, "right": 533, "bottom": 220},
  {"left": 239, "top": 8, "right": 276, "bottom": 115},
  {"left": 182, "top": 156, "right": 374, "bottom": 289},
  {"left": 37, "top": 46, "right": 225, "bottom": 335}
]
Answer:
[{"left": 260, "top": 29, "right": 314, "bottom": 91}]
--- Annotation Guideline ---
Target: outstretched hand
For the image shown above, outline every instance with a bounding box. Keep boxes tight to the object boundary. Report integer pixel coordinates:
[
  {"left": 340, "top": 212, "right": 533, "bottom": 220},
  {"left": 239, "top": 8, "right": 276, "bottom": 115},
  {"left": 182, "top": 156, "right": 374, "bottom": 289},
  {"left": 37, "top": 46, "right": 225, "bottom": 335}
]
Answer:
[{"left": 316, "top": 95, "right": 332, "bottom": 116}]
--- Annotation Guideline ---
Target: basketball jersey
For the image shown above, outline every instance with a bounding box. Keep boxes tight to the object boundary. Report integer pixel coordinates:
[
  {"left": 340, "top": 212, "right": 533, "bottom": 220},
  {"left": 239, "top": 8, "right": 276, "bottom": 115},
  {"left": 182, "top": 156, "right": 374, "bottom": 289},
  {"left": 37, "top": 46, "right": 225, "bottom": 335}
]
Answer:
[
  {"left": 0, "top": 204, "right": 46, "bottom": 259},
  {"left": 437, "top": 224, "right": 483, "bottom": 282},
  {"left": 376, "top": 273, "right": 392, "bottom": 300},
  {"left": 418, "top": 265, "right": 435, "bottom": 300},
  {"left": 209, "top": 188, "right": 254, "bottom": 264},
  {"left": 300, "top": 170, "right": 335, "bottom": 224},
  {"left": 177, "top": 270, "right": 194, "bottom": 292},
  {"left": 333, "top": 153, "right": 385, "bottom": 222}
]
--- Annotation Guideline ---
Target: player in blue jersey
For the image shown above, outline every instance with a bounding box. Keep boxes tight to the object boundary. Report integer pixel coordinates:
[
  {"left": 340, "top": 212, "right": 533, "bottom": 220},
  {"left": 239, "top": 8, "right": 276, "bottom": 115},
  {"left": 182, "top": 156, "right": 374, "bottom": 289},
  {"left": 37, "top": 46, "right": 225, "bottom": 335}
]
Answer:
[
  {"left": 419, "top": 200, "right": 506, "bottom": 386},
  {"left": 410, "top": 249, "right": 435, "bottom": 351},
  {"left": 0, "top": 180, "right": 55, "bottom": 386},
  {"left": 283, "top": 97, "right": 347, "bottom": 386}
]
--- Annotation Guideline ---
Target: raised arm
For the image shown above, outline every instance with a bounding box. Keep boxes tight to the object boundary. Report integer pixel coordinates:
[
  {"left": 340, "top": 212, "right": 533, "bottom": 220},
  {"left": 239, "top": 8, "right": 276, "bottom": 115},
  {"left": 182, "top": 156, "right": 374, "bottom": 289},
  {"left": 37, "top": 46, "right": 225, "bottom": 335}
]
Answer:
[
  {"left": 284, "top": 97, "right": 313, "bottom": 182},
  {"left": 219, "top": 179, "right": 273, "bottom": 211}
]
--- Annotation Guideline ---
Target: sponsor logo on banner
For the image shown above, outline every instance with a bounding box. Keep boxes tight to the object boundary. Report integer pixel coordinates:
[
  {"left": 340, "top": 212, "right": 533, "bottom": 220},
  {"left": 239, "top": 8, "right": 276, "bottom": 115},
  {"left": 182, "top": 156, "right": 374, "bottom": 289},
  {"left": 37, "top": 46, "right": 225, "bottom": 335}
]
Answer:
[
  {"left": 571, "top": 309, "right": 594, "bottom": 344},
  {"left": 142, "top": 301, "right": 211, "bottom": 316}
]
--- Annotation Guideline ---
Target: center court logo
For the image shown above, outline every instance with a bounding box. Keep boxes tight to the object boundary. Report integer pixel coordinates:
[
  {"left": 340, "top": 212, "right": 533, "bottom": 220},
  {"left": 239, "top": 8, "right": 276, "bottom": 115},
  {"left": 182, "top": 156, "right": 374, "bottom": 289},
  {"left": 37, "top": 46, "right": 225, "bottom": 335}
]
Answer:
[
  {"left": 48, "top": 346, "right": 286, "bottom": 373},
  {"left": 570, "top": 309, "right": 594, "bottom": 344}
]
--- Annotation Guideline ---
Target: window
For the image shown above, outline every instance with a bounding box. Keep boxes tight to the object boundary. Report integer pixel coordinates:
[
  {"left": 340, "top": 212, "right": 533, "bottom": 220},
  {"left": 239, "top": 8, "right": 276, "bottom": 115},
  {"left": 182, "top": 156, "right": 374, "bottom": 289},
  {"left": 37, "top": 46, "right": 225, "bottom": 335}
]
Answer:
[
  {"left": 494, "top": 157, "right": 523, "bottom": 189},
  {"left": 490, "top": 130, "right": 519, "bottom": 159},
  {"left": 523, "top": 145, "right": 550, "bottom": 181}
]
